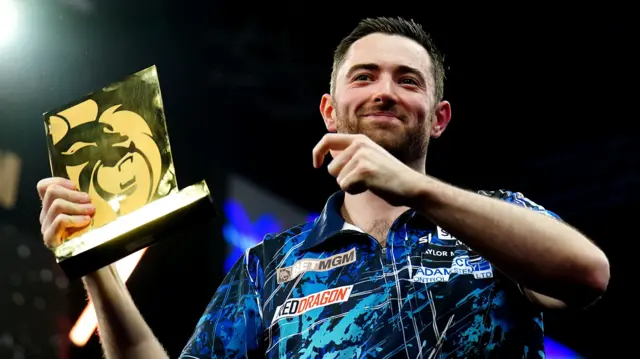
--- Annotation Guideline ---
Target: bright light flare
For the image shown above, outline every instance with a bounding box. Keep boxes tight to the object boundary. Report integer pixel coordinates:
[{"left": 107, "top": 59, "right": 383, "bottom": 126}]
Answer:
[
  {"left": 0, "top": 0, "right": 18, "bottom": 46},
  {"left": 69, "top": 248, "right": 148, "bottom": 346}
]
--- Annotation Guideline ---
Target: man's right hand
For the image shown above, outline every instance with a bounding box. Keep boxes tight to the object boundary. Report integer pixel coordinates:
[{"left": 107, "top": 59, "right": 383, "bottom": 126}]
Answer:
[
  {"left": 36, "top": 177, "right": 170, "bottom": 359},
  {"left": 37, "top": 177, "right": 95, "bottom": 249}
]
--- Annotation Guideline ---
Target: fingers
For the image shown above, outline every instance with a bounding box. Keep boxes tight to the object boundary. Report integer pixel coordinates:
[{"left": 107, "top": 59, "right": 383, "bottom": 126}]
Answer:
[
  {"left": 42, "top": 214, "right": 92, "bottom": 249},
  {"left": 37, "top": 177, "right": 76, "bottom": 200},
  {"left": 337, "top": 166, "right": 368, "bottom": 194},
  {"left": 312, "top": 133, "right": 362, "bottom": 168},
  {"left": 41, "top": 198, "right": 95, "bottom": 234},
  {"left": 40, "top": 184, "right": 91, "bottom": 224},
  {"left": 327, "top": 142, "right": 361, "bottom": 177},
  {"left": 37, "top": 177, "right": 94, "bottom": 250},
  {"left": 336, "top": 150, "right": 368, "bottom": 190},
  {"left": 313, "top": 133, "right": 375, "bottom": 194}
]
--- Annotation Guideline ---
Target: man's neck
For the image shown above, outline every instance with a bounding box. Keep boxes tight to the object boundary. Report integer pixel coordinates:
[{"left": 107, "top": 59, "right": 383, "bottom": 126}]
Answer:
[{"left": 342, "top": 191, "right": 410, "bottom": 246}]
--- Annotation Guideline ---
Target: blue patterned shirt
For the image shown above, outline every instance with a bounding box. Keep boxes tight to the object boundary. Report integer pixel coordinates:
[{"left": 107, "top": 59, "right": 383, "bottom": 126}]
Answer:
[{"left": 180, "top": 190, "right": 560, "bottom": 358}]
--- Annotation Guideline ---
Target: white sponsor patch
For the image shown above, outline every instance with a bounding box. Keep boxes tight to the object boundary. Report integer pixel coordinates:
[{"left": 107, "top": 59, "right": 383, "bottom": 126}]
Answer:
[
  {"left": 277, "top": 248, "right": 356, "bottom": 284},
  {"left": 271, "top": 285, "right": 353, "bottom": 323},
  {"left": 412, "top": 255, "right": 494, "bottom": 283},
  {"left": 419, "top": 230, "right": 466, "bottom": 248}
]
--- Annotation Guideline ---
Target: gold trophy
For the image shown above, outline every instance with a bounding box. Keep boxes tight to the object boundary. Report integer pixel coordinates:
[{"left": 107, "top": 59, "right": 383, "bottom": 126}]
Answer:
[{"left": 43, "top": 65, "right": 215, "bottom": 279}]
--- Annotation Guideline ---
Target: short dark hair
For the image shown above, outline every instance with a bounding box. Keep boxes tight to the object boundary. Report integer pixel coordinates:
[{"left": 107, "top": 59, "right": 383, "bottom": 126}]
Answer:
[{"left": 331, "top": 17, "right": 445, "bottom": 102}]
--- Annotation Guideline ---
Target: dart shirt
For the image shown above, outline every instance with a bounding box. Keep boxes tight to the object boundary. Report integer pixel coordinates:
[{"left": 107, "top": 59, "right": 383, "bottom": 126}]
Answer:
[{"left": 180, "top": 190, "right": 560, "bottom": 359}]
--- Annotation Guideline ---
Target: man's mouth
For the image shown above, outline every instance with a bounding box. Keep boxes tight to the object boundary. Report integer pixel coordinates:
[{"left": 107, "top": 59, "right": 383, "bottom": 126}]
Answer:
[
  {"left": 364, "top": 112, "right": 402, "bottom": 122},
  {"left": 368, "top": 111, "right": 396, "bottom": 116}
]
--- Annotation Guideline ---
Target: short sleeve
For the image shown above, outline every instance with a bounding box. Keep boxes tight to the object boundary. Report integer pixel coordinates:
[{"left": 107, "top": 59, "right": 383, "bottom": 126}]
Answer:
[
  {"left": 479, "top": 189, "right": 561, "bottom": 220},
  {"left": 179, "top": 248, "right": 265, "bottom": 358}
]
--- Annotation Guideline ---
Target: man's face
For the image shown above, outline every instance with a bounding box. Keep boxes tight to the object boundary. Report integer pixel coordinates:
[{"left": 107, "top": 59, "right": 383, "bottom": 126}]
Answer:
[{"left": 321, "top": 33, "right": 450, "bottom": 164}]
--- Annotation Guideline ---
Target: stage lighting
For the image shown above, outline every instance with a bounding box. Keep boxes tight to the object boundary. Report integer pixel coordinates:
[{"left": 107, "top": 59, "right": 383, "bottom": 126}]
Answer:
[{"left": 0, "top": 0, "right": 18, "bottom": 46}]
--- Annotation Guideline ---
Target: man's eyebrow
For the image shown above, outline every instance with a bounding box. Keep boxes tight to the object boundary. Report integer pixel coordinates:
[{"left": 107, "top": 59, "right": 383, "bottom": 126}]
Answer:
[
  {"left": 345, "top": 63, "right": 380, "bottom": 78},
  {"left": 345, "top": 63, "right": 427, "bottom": 83}
]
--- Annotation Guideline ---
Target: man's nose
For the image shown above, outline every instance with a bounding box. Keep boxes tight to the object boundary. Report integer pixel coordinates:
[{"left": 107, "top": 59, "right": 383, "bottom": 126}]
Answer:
[{"left": 370, "top": 77, "right": 399, "bottom": 104}]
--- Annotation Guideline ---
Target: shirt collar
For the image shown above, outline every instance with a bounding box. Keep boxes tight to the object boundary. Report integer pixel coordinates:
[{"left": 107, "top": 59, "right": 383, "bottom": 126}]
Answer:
[
  {"left": 299, "top": 191, "right": 353, "bottom": 252},
  {"left": 300, "top": 191, "right": 421, "bottom": 252}
]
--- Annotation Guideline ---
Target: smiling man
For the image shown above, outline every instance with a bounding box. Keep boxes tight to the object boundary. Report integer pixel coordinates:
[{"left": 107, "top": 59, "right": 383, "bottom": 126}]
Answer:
[{"left": 37, "top": 17, "right": 609, "bottom": 359}]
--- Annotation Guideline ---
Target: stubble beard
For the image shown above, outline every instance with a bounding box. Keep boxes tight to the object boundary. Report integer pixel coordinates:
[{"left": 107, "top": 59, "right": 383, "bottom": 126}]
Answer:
[{"left": 334, "top": 109, "right": 430, "bottom": 166}]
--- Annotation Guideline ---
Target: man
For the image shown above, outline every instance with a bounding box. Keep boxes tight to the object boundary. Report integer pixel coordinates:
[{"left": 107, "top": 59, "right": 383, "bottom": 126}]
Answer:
[{"left": 37, "top": 17, "right": 609, "bottom": 358}]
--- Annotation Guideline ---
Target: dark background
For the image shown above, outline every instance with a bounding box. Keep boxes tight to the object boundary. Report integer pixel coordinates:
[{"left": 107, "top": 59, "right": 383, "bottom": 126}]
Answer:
[{"left": 0, "top": 1, "right": 636, "bottom": 358}]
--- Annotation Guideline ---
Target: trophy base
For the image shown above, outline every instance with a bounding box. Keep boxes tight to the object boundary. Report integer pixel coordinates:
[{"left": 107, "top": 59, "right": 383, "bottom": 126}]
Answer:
[{"left": 54, "top": 180, "right": 216, "bottom": 279}]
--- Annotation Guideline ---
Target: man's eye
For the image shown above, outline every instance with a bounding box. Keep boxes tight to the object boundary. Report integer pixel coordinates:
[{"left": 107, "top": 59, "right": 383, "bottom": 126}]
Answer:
[
  {"left": 62, "top": 141, "right": 96, "bottom": 155},
  {"left": 354, "top": 74, "right": 372, "bottom": 81},
  {"left": 400, "top": 78, "right": 418, "bottom": 85}
]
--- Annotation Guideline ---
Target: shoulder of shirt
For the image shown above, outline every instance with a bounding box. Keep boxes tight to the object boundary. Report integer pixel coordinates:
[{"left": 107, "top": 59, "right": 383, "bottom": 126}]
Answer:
[
  {"left": 477, "top": 189, "right": 560, "bottom": 219},
  {"left": 246, "top": 220, "right": 317, "bottom": 255},
  {"left": 478, "top": 189, "right": 539, "bottom": 208}
]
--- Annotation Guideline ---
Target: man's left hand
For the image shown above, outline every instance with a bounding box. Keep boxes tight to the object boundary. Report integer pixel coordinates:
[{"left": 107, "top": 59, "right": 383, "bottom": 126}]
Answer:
[{"left": 312, "top": 133, "right": 427, "bottom": 207}]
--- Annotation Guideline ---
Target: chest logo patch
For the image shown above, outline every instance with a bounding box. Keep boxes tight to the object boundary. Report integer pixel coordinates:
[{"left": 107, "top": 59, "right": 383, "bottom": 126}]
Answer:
[
  {"left": 271, "top": 285, "right": 353, "bottom": 323},
  {"left": 412, "top": 255, "right": 494, "bottom": 283},
  {"left": 277, "top": 248, "right": 356, "bottom": 284}
]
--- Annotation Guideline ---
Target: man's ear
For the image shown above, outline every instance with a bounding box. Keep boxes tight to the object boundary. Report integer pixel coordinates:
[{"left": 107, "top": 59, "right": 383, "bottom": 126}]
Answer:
[
  {"left": 430, "top": 100, "right": 452, "bottom": 138},
  {"left": 320, "top": 94, "right": 337, "bottom": 132}
]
